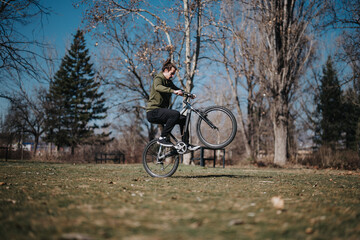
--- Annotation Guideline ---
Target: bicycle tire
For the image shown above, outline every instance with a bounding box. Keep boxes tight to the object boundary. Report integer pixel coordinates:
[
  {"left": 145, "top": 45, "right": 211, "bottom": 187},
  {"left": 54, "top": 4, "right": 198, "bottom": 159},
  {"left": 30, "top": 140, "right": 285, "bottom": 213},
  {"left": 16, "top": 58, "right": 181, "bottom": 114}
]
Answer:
[
  {"left": 142, "top": 139, "right": 180, "bottom": 178},
  {"left": 196, "top": 106, "right": 237, "bottom": 149}
]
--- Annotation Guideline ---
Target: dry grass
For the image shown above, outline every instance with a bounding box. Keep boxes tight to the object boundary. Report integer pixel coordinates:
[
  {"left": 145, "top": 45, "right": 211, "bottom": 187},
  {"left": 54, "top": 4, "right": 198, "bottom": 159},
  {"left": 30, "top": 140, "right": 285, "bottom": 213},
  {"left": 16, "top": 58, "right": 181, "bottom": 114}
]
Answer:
[
  {"left": 0, "top": 161, "right": 359, "bottom": 239},
  {"left": 299, "top": 147, "right": 360, "bottom": 170}
]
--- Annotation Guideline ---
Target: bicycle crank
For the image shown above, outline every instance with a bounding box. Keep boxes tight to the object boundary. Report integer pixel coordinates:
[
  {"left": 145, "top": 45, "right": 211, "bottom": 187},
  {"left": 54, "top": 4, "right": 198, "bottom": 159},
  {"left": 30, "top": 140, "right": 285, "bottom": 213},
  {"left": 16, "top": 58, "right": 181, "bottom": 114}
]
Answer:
[{"left": 174, "top": 141, "right": 187, "bottom": 154}]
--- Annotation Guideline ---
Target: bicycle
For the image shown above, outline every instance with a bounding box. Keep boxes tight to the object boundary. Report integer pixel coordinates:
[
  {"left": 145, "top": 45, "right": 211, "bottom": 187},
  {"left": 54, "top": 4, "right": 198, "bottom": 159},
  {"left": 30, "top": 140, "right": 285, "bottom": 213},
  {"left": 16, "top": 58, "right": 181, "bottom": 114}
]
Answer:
[{"left": 143, "top": 92, "right": 237, "bottom": 177}]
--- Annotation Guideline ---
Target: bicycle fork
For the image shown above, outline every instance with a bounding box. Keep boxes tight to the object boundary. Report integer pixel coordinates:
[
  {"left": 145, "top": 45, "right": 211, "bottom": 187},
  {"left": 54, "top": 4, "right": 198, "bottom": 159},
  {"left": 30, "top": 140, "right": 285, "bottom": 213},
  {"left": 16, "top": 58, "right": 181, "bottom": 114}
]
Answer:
[{"left": 193, "top": 108, "right": 218, "bottom": 130}]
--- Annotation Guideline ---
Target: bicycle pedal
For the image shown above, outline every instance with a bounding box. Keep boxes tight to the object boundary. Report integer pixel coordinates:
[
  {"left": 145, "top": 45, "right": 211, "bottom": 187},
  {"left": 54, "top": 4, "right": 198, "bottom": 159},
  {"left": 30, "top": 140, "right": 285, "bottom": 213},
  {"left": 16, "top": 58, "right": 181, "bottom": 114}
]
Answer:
[{"left": 174, "top": 141, "right": 187, "bottom": 154}]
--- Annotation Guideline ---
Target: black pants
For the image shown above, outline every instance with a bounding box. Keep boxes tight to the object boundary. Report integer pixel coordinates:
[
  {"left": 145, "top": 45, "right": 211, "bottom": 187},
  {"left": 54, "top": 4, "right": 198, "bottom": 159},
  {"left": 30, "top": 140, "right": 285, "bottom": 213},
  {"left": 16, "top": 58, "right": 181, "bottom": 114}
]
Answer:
[{"left": 147, "top": 108, "right": 187, "bottom": 141}]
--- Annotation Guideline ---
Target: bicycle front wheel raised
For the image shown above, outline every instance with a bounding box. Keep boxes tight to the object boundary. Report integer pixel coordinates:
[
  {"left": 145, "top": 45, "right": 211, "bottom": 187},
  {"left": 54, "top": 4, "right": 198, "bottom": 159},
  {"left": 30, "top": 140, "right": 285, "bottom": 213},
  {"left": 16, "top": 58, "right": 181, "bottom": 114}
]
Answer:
[
  {"left": 196, "top": 106, "right": 237, "bottom": 149},
  {"left": 143, "top": 139, "right": 180, "bottom": 178}
]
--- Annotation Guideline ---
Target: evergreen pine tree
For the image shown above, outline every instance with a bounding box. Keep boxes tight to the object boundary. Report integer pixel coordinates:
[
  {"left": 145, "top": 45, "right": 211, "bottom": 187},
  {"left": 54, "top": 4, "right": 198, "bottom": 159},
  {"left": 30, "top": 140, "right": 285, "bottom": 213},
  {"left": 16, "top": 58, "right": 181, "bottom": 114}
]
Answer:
[
  {"left": 312, "top": 95, "right": 322, "bottom": 148},
  {"left": 45, "top": 30, "right": 110, "bottom": 154},
  {"left": 342, "top": 88, "right": 360, "bottom": 151},
  {"left": 316, "top": 56, "right": 342, "bottom": 148},
  {"left": 43, "top": 60, "right": 68, "bottom": 149}
]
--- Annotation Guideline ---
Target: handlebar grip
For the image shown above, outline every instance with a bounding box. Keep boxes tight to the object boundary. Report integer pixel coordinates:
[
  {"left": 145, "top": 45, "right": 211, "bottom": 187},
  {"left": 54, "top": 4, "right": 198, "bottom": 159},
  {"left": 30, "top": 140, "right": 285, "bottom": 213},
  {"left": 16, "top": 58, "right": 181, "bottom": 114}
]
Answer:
[{"left": 183, "top": 91, "right": 194, "bottom": 98}]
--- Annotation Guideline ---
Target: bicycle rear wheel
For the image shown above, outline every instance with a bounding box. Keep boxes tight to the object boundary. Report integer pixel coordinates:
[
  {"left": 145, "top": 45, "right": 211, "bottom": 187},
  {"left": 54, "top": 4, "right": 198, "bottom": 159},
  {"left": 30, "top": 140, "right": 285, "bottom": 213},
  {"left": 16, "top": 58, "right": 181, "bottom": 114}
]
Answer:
[
  {"left": 143, "top": 139, "right": 180, "bottom": 178},
  {"left": 196, "top": 106, "right": 237, "bottom": 149}
]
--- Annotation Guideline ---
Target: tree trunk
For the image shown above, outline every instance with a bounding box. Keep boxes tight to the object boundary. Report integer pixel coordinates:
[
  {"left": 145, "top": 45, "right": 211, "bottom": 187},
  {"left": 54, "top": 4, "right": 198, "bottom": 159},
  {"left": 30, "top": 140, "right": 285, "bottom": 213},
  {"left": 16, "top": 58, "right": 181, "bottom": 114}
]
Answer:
[
  {"left": 184, "top": 0, "right": 192, "bottom": 92},
  {"left": 226, "top": 69, "right": 251, "bottom": 158},
  {"left": 234, "top": 95, "right": 251, "bottom": 157},
  {"left": 272, "top": 96, "right": 289, "bottom": 166},
  {"left": 33, "top": 134, "right": 39, "bottom": 157},
  {"left": 247, "top": 83, "right": 255, "bottom": 159},
  {"left": 273, "top": 120, "right": 287, "bottom": 166},
  {"left": 182, "top": 0, "right": 201, "bottom": 165},
  {"left": 224, "top": 65, "right": 251, "bottom": 158}
]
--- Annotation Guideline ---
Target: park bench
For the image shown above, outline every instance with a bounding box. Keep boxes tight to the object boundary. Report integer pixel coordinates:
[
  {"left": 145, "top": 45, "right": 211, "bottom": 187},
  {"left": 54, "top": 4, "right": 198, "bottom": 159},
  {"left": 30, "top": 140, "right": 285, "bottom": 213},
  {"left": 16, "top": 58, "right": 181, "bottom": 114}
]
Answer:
[
  {"left": 95, "top": 151, "right": 125, "bottom": 164},
  {"left": 0, "top": 147, "right": 9, "bottom": 161},
  {"left": 189, "top": 147, "right": 226, "bottom": 168}
]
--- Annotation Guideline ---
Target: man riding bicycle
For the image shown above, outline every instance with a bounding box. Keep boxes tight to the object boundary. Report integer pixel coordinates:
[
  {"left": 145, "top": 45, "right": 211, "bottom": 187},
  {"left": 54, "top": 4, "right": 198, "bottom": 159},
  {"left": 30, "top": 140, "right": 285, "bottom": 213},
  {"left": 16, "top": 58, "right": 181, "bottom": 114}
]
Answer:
[{"left": 146, "top": 59, "right": 200, "bottom": 151}]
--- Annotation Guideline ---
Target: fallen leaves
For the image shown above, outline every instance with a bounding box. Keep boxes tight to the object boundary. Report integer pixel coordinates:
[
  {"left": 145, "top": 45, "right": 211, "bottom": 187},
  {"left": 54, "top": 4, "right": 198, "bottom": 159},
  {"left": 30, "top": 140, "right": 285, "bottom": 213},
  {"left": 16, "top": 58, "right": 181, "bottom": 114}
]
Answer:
[
  {"left": 259, "top": 181, "right": 274, "bottom": 184},
  {"left": 60, "top": 233, "right": 93, "bottom": 240},
  {"left": 271, "top": 196, "right": 284, "bottom": 210},
  {"left": 228, "top": 219, "right": 244, "bottom": 226},
  {"left": 329, "top": 178, "right": 337, "bottom": 183},
  {"left": 271, "top": 196, "right": 286, "bottom": 214},
  {"left": 310, "top": 215, "right": 326, "bottom": 224},
  {"left": 305, "top": 227, "right": 314, "bottom": 234},
  {"left": 4, "top": 199, "right": 17, "bottom": 204},
  {"left": 247, "top": 212, "right": 256, "bottom": 217}
]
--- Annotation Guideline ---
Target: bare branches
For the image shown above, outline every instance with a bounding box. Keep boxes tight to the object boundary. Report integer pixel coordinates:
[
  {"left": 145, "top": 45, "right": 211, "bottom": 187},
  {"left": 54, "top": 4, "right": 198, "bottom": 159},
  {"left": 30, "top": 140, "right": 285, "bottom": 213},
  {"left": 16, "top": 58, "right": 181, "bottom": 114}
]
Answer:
[
  {"left": 78, "top": 0, "right": 208, "bottom": 144},
  {"left": 2, "top": 87, "right": 46, "bottom": 156},
  {"left": 328, "top": 1, "right": 360, "bottom": 90},
  {"left": 213, "top": 0, "right": 328, "bottom": 164},
  {"left": 0, "top": 0, "right": 51, "bottom": 88}
]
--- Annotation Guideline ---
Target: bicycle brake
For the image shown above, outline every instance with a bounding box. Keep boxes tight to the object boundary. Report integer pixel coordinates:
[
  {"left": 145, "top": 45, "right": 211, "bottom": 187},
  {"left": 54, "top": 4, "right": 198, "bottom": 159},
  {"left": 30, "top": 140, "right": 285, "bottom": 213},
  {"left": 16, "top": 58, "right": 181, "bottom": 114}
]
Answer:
[{"left": 198, "top": 110, "right": 207, "bottom": 117}]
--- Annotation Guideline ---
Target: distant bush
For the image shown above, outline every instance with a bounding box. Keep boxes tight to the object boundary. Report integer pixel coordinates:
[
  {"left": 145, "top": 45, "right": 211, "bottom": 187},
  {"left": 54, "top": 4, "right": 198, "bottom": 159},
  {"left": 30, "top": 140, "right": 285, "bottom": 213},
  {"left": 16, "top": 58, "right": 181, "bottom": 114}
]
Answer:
[
  {"left": 33, "top": 145, "right": 100, "bottom": 163},
  {"left": 299, "top": 146, "right": 360, "bottom": 170},
  {"left": 0, "top": 148, "right": 32, "bottom": 160}
]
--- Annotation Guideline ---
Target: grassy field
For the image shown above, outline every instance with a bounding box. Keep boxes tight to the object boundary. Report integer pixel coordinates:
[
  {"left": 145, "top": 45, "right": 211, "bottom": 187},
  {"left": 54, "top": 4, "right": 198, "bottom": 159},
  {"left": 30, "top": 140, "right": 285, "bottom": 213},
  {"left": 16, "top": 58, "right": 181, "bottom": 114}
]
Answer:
[{"left": 0, "top": 161, "right": 359, "bottom": 240}]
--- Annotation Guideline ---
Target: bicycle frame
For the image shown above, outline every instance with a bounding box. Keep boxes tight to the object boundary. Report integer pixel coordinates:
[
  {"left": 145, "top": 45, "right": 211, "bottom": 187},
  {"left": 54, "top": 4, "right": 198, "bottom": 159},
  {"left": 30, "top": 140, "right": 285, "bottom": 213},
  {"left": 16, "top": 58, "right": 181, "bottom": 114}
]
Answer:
[
  {"left": 168, "top": 94, "right": 218, "bottom": 145},
  {"left": 144, "top": 92, "right": 237, "bottom": 177}
]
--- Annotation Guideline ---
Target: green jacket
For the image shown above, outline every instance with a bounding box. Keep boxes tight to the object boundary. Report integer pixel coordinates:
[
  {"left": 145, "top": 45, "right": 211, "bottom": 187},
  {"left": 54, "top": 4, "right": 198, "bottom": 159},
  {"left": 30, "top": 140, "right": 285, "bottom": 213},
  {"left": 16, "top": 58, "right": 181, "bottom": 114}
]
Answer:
[{"left": 146, "top": 72, "right": 181, "bottom": 112}]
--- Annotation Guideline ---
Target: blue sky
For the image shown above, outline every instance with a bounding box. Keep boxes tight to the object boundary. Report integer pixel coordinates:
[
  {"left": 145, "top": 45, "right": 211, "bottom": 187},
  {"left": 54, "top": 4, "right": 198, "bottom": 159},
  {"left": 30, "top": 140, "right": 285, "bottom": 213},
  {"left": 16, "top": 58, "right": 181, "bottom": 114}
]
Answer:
[
  {"left": 42, "top": 0, "right": 85, "bottom": 56},
  {"left": 0, "top": 0, "right": 88, "bottom": 115},
  {"left": 0, "top": 0, "right": 344, "bottom": 120},
  {"left": 15, "top": 0, "right": 88, "bottom": 58},
  {"left": 0, "top": 0, "right": 172, "bottom": 116}
]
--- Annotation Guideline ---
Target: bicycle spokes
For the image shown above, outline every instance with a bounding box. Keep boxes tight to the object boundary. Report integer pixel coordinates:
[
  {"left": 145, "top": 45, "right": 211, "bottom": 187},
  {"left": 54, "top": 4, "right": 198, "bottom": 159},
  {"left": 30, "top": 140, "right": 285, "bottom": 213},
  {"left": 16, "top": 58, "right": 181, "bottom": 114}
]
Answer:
[
  {"left": 143, "top": 139, "right": 180, "bottom": 178},
  {"left": 201, "top": 115, "right": 218, "bottom": 130},
  {"left": 197, "top": 106, "right": 237, "bottom": 149}
]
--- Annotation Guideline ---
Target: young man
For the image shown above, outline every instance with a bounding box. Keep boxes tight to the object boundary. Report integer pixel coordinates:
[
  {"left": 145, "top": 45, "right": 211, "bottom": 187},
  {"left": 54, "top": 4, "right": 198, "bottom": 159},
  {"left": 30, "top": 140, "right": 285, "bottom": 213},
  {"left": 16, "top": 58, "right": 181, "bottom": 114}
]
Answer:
[{"left": 146, "top": 59, "right": 199, "bottom": 151}]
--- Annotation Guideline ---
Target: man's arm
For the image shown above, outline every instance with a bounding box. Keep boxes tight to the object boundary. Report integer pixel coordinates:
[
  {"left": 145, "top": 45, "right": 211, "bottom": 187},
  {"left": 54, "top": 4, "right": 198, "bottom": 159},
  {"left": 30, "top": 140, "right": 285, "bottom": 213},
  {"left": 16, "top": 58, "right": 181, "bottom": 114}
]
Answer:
[
  {"left": 169, "top": 81, "right": 183, "bottom": 96},
  {"left": 154, "top": 77, "right": 174, "bottom": 93},
  {"left": 154, "top": 77, "right": 183, "bottom": 93},
  {"left": 168, "top": 81, "right": 182, "bottom": 91}
]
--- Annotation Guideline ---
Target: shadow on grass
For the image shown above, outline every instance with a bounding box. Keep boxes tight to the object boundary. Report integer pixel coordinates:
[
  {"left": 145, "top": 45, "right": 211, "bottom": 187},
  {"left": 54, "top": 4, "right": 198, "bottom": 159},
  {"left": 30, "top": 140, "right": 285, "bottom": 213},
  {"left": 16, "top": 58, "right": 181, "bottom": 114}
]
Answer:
[{"left": 173, "top": 174, "right": 273, "bottom": 179}]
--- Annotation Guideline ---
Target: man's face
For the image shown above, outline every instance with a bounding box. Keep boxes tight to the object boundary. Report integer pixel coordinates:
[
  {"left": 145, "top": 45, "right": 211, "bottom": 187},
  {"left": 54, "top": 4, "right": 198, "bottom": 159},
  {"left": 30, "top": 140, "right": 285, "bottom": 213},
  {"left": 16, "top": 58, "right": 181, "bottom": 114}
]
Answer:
[{"left": 164, "top": 67, "right": 176, "bottom": 80}]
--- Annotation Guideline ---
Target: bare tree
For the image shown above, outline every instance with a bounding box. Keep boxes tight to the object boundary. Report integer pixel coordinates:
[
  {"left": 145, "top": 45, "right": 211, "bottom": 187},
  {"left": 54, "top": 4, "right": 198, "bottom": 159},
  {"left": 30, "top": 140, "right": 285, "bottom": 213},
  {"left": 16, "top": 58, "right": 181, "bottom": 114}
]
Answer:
[
  {"left": 80, "top": 0, "right": 206, "bottom": 94},
  {"left": 88, "top": 18, "right": 166, "bottom": 140},
  {"left": 2, "top": 87, "right": 46, "bottom": 156},
  {"left": 0, "top": 106, "right": 20, "bottom": 156},
  {"left": 237, "top": 0, "right": 327, "bottom": 165},
  {"left": 205, "top": 0, "right": 267, "bottom": 159},
  {"left": 325, "top": 0, "right": 360, "bottom": 29},
  {"left": 330, "top": 0, "right": 360, "bottom": 92},
  {"left": 79, "top": 0, "right": 211, "bottom": 154},
  {"left": 0, "top": 0, "right": 50, "bottom": 92}
]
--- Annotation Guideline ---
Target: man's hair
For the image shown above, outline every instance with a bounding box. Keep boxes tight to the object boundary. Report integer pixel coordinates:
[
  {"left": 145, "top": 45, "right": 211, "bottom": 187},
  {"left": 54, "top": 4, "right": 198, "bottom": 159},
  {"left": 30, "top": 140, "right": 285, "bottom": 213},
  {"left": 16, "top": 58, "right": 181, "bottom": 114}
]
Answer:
[{"left": 162, "top": 58, "right": 177, "bottom": 72}]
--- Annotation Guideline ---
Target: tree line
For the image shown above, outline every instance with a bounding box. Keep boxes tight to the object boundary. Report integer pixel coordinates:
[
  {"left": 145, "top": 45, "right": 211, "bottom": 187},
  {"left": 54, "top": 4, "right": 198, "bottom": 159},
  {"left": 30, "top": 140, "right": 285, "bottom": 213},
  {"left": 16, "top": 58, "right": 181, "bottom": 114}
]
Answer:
[
  {"left": 1, "top": 29, "right": 111, "bottom": 156},
  {"left": 0, "top": 0, "right": 359, "bottom": 166}
]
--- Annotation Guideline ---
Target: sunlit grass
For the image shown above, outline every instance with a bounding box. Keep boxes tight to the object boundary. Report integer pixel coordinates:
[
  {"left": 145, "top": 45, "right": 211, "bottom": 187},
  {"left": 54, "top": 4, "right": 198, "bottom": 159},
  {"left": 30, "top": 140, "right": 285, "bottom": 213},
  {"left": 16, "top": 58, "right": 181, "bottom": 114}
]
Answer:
[{"left": 0, "top": 161, "right": 359, "bottom": 239}]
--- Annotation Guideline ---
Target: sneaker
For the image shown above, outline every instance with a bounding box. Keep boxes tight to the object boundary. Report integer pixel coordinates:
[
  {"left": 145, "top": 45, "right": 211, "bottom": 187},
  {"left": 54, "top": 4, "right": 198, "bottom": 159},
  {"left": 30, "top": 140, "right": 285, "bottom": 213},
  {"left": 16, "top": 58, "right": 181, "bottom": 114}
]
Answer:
[
  {"left": 157, "top": 137, "right": 174, "bottom": 147},
  {"left": 188, "top": 145, "right": 201, "bottom": 151}
]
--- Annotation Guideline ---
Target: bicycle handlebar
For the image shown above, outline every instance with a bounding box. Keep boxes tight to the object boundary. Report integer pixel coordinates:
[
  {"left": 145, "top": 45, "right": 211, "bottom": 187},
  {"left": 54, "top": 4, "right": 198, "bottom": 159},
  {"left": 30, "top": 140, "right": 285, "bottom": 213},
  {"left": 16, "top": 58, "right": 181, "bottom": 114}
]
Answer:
[{"left": 182, "top": 91, "right": 195, "bottom": 99}]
